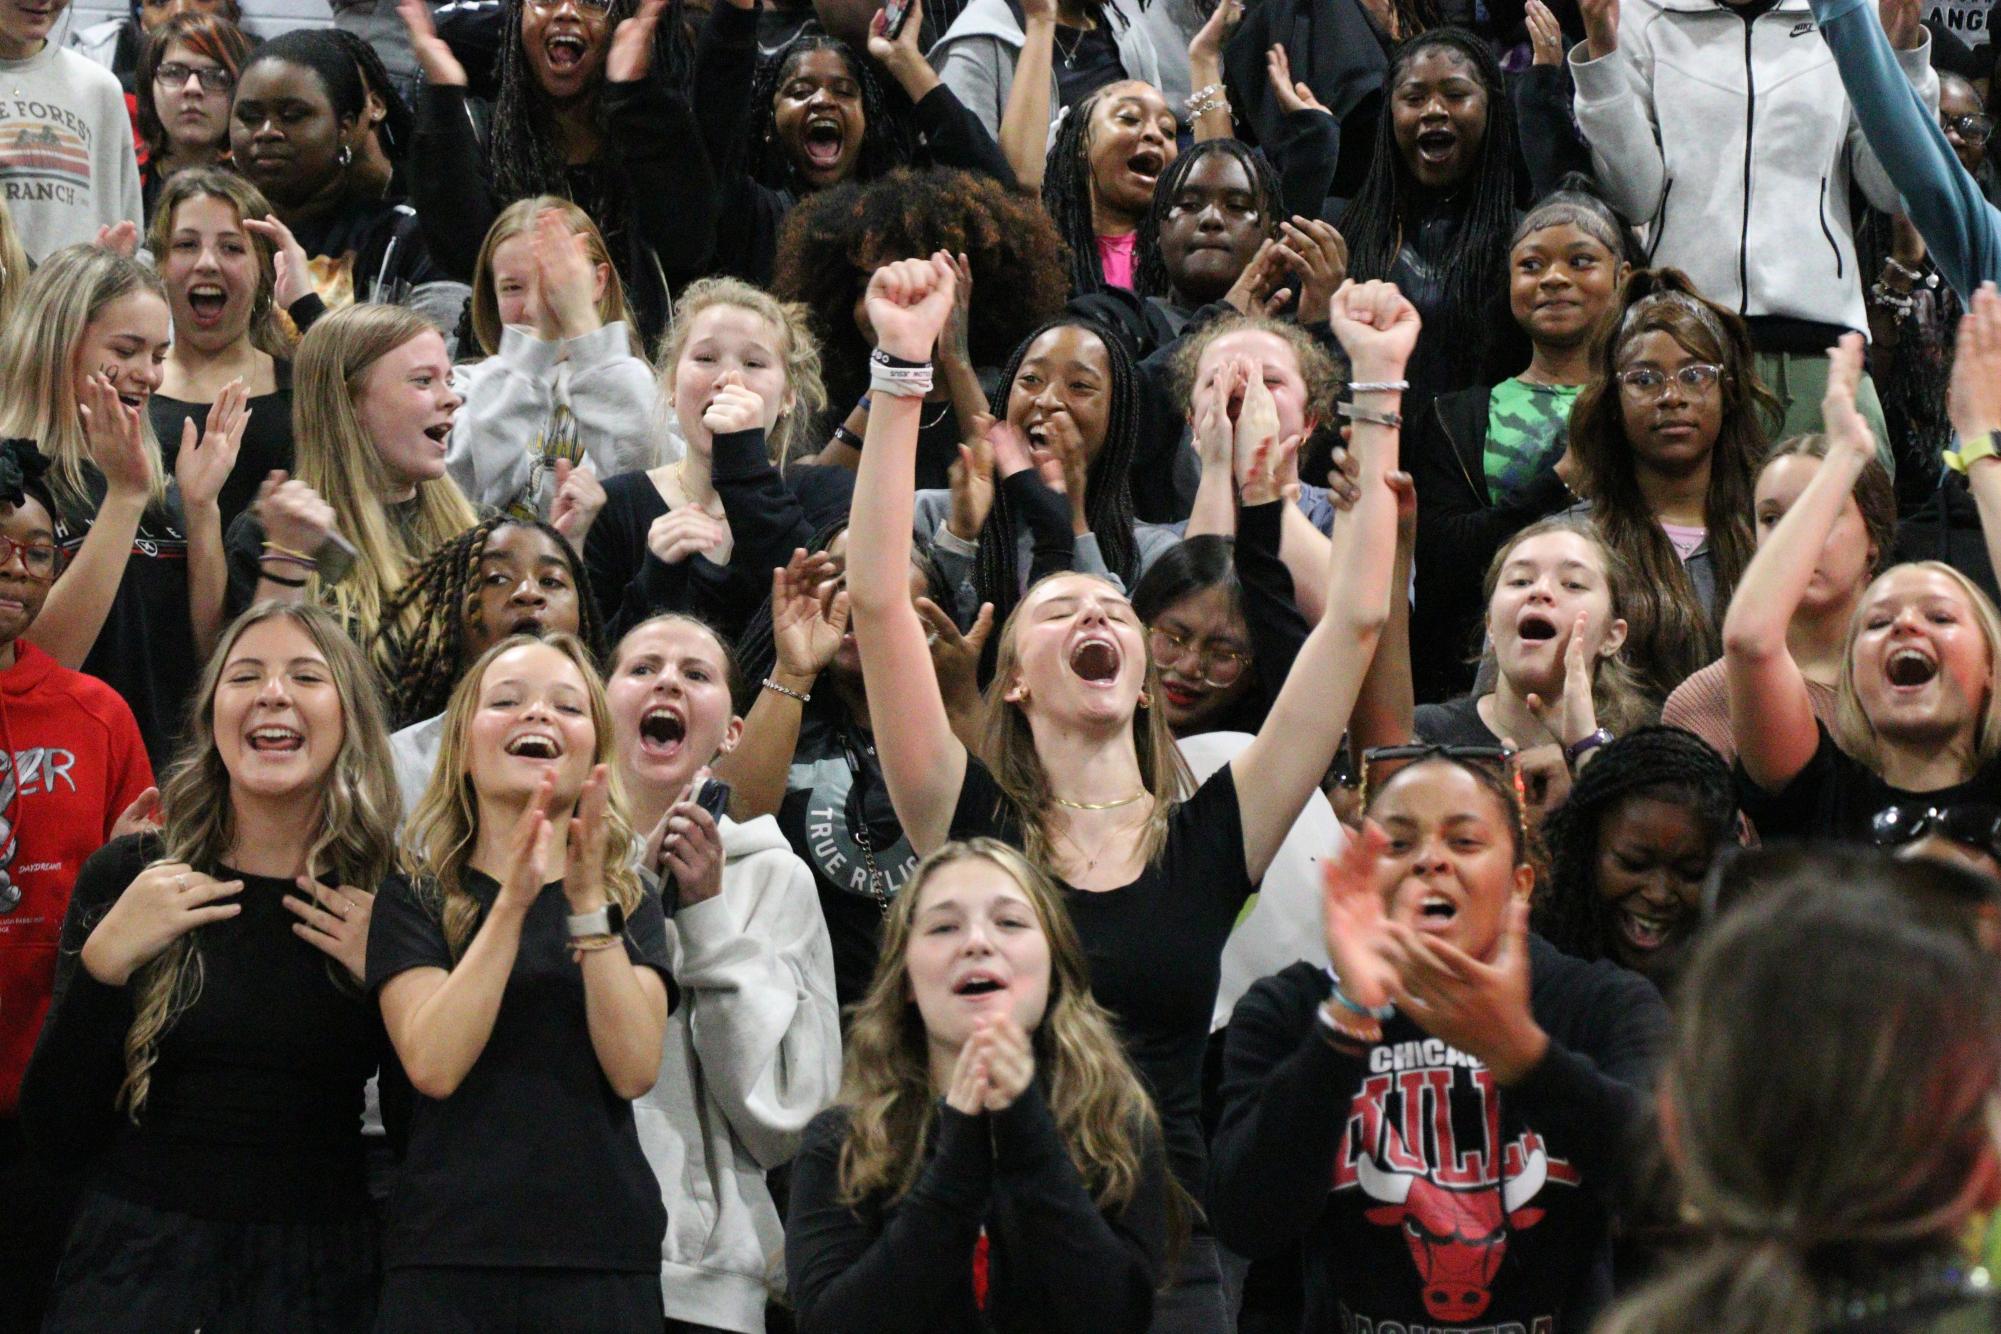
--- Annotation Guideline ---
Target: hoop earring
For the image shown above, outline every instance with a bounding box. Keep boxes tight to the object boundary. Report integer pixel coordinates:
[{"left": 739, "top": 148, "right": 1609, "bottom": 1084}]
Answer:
[{"left": 1137, "top": 691, "right": 1151, "bottom": 711}]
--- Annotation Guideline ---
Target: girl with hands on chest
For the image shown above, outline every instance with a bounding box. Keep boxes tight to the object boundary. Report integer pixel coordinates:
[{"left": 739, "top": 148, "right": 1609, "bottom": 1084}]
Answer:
[
  {"left": 22, "top": 603, "right": 401, "bottom": 1334},
  {"left": 786, "top": 839, "right": 1177, "bottom": 1334}
]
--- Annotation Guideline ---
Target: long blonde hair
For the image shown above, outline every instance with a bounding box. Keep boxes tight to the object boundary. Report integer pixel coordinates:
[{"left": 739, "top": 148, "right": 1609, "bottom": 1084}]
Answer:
[
  {"left": 147, "top": 167, "right": 293, "bottom": 360},
  {"left": 469, "top": 196, "right": 640, "bottom": 359},
  {"left": 0, "top": 245, "right": 169, "bottom": 514},
  {"left": 290, "top": 304, "right": 478, "bottom": 655},
  {"left": 119, "top": 602, "right": 401, "bottom": 1117},
  {"left": 838, "top": 838, "right": 1171, "bottom": 1218},
  {"left": 976, "top": 574, "right": 1192, "bottom": 870},
  {"left": 1832, "top": 560, "right": 2001, "bottom": 773},
  {"left": 657, "top": 276, "right": 827, "bottom": 465},
  {"left": 402, "top": 633, "right": 642, "bottom": 957}
]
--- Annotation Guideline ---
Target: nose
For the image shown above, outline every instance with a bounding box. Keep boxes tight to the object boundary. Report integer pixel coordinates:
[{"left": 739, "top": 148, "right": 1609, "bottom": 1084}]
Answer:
[
  {"left": 441, "top": 380, "right": 464, "bottom": 413},
  {"left": 1410, "top": 834, "right": 1451, "bottom": 877},
  {"left": 1194, "top": 199, "right": 1227, "bottom": 232},
  {"left": 1419, "top": 92, "right": 1447, "bottom": 122},
  {"left": 509, "top": 575, "right": 546, "bottom": 607},
  {"left": 0, "top": 541, "right": 28, "bottom": 579},
  {"left": 252, "top": 115, "right": 284, "bottom": 142},
  {"left": 179, "top": 69, "right": 206, "bottom": 95},
  {"left": 959, "top": 917, "right": 996, "bottom": 955},
  {"left": 256, "top": 672, "right": 293, "bottom": 706},
  {"left": 132, "top": 357, "right": 164, "bottom": 392},
  {"left": 194, "top": 240, "right": 221, "bottom": 272}
]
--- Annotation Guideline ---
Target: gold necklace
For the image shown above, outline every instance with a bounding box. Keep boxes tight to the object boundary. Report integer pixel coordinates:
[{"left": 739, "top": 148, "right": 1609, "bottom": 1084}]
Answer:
[
  {"left": 671, "top": 462, "right": 726, "bottom": 519},
  {"left": 1050, "top": 790, "right": 1149, "bottom": 810},
  {"left": 1053, "top": 803, "right": 1148, "bottom": 882}
]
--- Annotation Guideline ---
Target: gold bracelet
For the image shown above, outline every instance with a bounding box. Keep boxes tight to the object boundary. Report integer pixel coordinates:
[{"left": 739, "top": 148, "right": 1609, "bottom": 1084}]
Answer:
[{"left": 570, "top": 933, "right": 621, "bottom": 954}]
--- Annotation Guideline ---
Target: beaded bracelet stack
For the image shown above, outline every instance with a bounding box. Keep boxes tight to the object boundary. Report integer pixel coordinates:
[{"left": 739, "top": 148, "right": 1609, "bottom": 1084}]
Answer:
[
  {"left": 259, "top": 541, "right": 317, "bottom": 588},
  {"left": 1186, "top": 82, "right": 1228, "bottom": 119}
]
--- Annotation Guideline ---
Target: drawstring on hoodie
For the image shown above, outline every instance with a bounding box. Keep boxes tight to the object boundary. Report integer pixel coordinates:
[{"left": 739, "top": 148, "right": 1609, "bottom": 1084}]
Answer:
[{"left": 0, "top": 661, "right": 24, "bottom": 912}]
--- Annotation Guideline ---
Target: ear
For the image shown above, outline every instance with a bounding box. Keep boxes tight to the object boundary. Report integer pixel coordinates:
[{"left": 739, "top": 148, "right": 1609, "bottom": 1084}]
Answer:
[
  {"left": 1512, "top": 860, "right": 1535, "bottom": 900},
  {"left": 718, "top": 714, "right": 745, "bottom": 756},
  {"left": 1002, "top": 672, "right": 1029, "bottom": 704},
  {"left": 1614, "top": 260, "right": 1634, "bottom": 288},
  {"left": 590, "top": 261, "right": 610, "bottom": 306},
  {"left": 1597, "top": 616, "right": 1629, "bottom": 660}
]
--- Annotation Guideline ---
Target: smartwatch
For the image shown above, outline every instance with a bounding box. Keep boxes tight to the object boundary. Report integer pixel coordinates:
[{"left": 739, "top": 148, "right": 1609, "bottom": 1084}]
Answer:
[{"left": 566, "top": 902, "right": 625, "bottom": 940}]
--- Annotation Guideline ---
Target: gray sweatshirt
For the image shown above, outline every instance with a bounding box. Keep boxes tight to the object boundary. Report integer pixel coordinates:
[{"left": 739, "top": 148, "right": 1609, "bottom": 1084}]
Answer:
[{"left": 0, "top": 41, "right": 140, "bottom": 262}]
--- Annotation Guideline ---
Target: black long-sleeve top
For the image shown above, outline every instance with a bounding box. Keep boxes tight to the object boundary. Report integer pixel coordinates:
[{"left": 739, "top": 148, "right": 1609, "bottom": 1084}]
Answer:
[
  {"left": 786, "top": 1083, "right": 1168, "bottom": 1334},
  {"left": 1209, "top": 941, "right": 1666, "bottom": 1333},
  {"left": 584, "top": 469, "right": 753, "bottom": 642},
  {"left": 698, "top": 0, "right": 1017, "bottom": 287},
  {"left": 19, "top": 835, "right": 379, "bottom": 1224},
  {"left": 709, "top": 427, "right": 858, "bottom": 580},
  {"left": 406, "top": 76, "right": 718, "bottom": 342}
]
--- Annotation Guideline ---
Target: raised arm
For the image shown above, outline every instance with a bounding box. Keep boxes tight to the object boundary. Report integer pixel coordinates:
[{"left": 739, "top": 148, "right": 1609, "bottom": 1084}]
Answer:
[
  {"left": 174, "top": 382, "right": 249, "bottom": 659},
  {"left": 1724, "top": 334, "right": 1877, "bottom": 792},
  {"left": 1570, "top": 0, "right": 1668, "bottom": 226},
  {"left": 29, "top": 378, "right": 154, "bottom": 668},
  {"left": 848, "top": 255, "right": 969, "bottom": 854},
  {"left": 400, "top": 0, "right": 493, "bottom": 283},
  {"left": 717, "top": 552, "right": 847, "bottom": 819},
  {"left": 1187, "top": 0, "right": 1242, "bottom": 142},
  {"left": 1229, "top": 281, "right": 1414, "bottom": 882},
  {"left": 1950, "top": 284, "right": 2001, "bottom": 580},
  {"left": 998, "top": 0, "right": 1055, "bottom": 194}
]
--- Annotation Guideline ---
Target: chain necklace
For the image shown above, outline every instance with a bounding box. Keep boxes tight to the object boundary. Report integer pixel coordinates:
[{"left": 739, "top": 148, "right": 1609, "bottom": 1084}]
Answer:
[
  {"left": 1053, "top": 803, "right": 1147, "bottom": 882},
  {"left": 1051, "top": 790, "right": 1149, "bottom": 810},
  {"left": 1053, "top": 23, "right": 1087, "bottom": 68}
]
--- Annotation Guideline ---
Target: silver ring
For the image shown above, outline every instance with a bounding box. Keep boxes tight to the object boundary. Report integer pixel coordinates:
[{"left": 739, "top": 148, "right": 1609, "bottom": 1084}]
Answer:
[{"left": 175, "top": 874, "right": 188, "bottom": 892}]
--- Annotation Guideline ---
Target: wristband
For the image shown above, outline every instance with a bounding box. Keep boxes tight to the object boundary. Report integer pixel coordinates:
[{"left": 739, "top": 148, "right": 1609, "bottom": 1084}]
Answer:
[
  {"left": 570, "top": 934, "right": 621, "bottom": 954},
  {"left": 1944, "top": 430, "right": 2001, "bottom": 475},
  {"left": 257, "top": 570, "right": 308, "bottom": 588},
  {"left": 869, "top": 348, "right": 934, "bottom": 399},
  {"left": 1329, "top": 985, "right": 1395, "bottom": 1021},
  {"left": 1317, "top": 998, "right": 1381, "bottom": 1050},
  {"left": 260, "top": 549, "right": 318, "bottom": 570},
  {"left": 1564, "top": 727, "right": 1614, "bottom": 768},
  {"left": 761, "top": 677, "right": 811, "bottom": 704},
  {"left": 832, "top": 423, "right": 864, "bottom": 450},
  {"left": 1880, "top": 256, "right": 1925, "bottom": 284},
  {"left": 1347, "top": 380, "right": 1409, "bottom": 395},
  {"left": 1336, "top": 401, "right": 1403, "bottom": 430}
]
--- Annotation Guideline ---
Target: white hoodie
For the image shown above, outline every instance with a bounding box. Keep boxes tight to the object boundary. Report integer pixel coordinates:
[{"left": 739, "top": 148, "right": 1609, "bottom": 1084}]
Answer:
[
  {"left": 1570, "top": 0, "right": 1937, "bottom": 335},
  {"left": 634, "top": 814, "right": 841, "bottom": 1334}
]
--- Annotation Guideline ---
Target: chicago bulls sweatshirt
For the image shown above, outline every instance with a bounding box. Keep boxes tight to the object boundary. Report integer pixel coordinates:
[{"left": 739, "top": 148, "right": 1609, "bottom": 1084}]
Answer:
[{"left": 1209, "top": 937, "right": 1667, "bottom": 1334}]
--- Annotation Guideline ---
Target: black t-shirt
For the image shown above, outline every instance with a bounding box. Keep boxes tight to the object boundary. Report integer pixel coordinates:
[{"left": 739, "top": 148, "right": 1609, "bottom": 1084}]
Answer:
[
  {"left": 150, "top": 360, "right": 296, "bottom": 532},
  {"left": 20, "top": 834, "right": 378, "bottom": 1223},
  {"left": 1737, "top": 722, "right": 2001, "bottom": 844},
  {"left": 949, "top": 759, "right": 1253, "bottom": 1193},
  {"left": 1053, "top": 19, "right": 1127, "bottom": 110},
  {"left": 366, "top": 870, "right": 674, "bottom": 1271},
  {"left": 50, "top": 474, "right": 202, "bottom": 771},
  {"left": 1414, "top": 693, "right": 1503, "bottom": 746},
  {"left": 775, "top": 712, "right": 919, "bottom": 1009}
]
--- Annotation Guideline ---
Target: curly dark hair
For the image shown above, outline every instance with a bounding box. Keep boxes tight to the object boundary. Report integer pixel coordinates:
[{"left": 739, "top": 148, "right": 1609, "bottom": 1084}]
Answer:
[
  {"left": 1535, "top": 725, "right": 1738, "bottom": 968},
  {"left": 746, "top": 35, "right": 912, "bottom": 197},
  {"left": 974, "top": 317, "right": 1143, "bottom": 632},
  {"left": 772, "top": 166, "right": 1071, "bottom": 410},
  {"left": 1135, "top": 138, "right": 1282, "bottom": 304},
  {"left": 377, "top": 517, "right": 603, "bottom": 730},
  {"left": 1341, "top": 27, "right": 1521, "bottom": 388}
]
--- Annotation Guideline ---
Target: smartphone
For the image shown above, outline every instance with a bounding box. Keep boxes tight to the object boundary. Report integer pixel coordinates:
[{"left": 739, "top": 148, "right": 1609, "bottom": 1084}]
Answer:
[
  {"left": 693, "top": 776, "right": 733, "bottom": 822},
  {"left": 313, "top": 530, "right": 360, "bottom": 586},
  {"left": 881, "top": 0, "right": 914, "bottom": 40}
]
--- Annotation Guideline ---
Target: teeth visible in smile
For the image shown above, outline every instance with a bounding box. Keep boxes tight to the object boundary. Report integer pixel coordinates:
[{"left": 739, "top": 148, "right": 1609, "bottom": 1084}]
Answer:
[
  {"left": 506, "top": 733, "right": 559, "bottom": 758},
  {"left": 639, "top": 706, "right": 684, "bottom": 747}
]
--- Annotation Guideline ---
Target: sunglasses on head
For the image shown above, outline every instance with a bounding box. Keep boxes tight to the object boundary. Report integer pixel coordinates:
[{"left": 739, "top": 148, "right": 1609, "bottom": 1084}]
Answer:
[
  {"left": 1869, "top": 803, "right": 2001, "bottom": 858},
  {"left": 1358, "top": 742, "right": 1528, "bottom": 848}
]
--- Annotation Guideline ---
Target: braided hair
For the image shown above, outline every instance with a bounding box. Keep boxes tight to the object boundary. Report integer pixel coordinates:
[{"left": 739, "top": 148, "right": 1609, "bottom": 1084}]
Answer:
[
  {"left": 1135, "top": 138, "right": 1281, "bottom": 304},
  {"left": 1536, "top": 725, "right": 1738, "bottom": 966},
  {"left": 746, "top": 35, "right": 911, "bottom": 196},
  {"left": 974, "top": 317, "right": 1143, "bottom": 631},
  {"left": 377, "top": 517, "right": 603, "bottom": 730},
  {"left": 1043, "top": 94, "right": 1110, "bottom": 296},
  {"left": 1341, "top": 27, "right": 1520, "bottom": 388},
  {"left": 325, "top": 27, "right": 414, "bottom": 165}
]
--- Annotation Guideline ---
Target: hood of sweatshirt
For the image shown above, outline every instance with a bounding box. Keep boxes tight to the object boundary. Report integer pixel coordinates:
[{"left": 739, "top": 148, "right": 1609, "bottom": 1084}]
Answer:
[{"left": 720, "top": 812, "right": 792, "bottom": 861}]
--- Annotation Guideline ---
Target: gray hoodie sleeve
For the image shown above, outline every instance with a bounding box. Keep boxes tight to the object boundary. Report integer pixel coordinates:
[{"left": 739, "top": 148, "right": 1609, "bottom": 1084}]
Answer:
[
  {"left": 933, "top": 33, "right": 1011, "bottom": 141},
  {"left": 1571, "top": 31, "right": 1666, "bottom": 226}
]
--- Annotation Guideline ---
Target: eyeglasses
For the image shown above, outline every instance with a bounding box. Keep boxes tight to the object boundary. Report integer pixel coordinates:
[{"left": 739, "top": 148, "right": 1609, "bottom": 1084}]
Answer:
[
  {"left": 1357, "top": 742, "right": 1529, "bottom": 848},
  {"left": 155, "top": 62, "right": 234, "bottom": 92},
  {"left": 1615, "top": 363, "right": 1723, "bottom": 398},
  {"left": 1946, "top": 113, "right": 1995, "bottom": 146},
  {"left": 526, "top": 0, "right": 612, "bottom": 13},
  {"left": 0, "top": 534, "right": 58, "bottom": 581},
  {"left": 1870, "top": 802, "right": 2001, "bottom": 858},
  {"left": 1146, "top": 624, "right": 1251, "bottom": 688}
]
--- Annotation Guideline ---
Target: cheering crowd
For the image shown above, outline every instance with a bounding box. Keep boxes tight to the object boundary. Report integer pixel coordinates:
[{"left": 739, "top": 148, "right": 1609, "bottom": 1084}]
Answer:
[{"left": 3, "top": 0, "right": 2001, "bottom": 1325}]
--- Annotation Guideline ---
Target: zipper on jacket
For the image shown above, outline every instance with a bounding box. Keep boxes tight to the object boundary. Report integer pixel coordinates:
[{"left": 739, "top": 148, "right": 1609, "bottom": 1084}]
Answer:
[
  {"left": 1737, "top": 16, "right": 1756, "bottom": 316},
  {"left": 1647, "top": 177, "right": 1674, "bottom": 265},
  {"left": 1817, "top": 174, "right": 1843, "bottom": 280}
]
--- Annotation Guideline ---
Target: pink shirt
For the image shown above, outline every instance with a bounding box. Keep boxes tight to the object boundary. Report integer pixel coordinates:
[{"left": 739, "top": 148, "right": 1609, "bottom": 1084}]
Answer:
[
  {"left": 1660, "top": 521, "right": 1706, "bottom": 562},
  {"left": 1096, "top": 232, "right": 1138, "bottom": 290}
]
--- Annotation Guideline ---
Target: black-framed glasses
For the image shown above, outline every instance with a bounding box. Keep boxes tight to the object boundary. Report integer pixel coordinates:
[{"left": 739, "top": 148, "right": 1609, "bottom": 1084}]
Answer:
[
  {"left": 1615, "top": 363, "right": 1723, "bottom": 398},
  {"left": 1147, "top": 624, "right": 1251, "bottom": 689},
  {"left": 1946, "top": 113, "right": 1996, "bottom": 145},
  {"left": 1870, "top": 802, "right": 2001, "bottom": 858},
  {"left": 0, "top": 534, "right": 58, "bottom": 581},
  {"left": 1358, "top": 742, "right": 1529, "bottom": 848},
  {"left": 155, "top": 62, "right": 234, "bottom": 92}
]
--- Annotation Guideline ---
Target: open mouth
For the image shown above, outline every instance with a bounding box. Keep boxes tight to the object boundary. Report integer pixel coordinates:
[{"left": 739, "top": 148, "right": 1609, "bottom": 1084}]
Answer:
[
  {"left": 953, "top": 971, "right": 1007, "bottom": 997},
  {"left": 1069, "top": 635, "right": 1122, "bottom": 684},
  {"left": 1517, "top": 613, "right": 1558, "bottom": 643},
  {"left": 247, "top": 724, "right": 303, "bottom": 753},
  {"left": 545, "top": 32, "right": 588, "bottom": 70},
  {"left": 508, "top": 615, "right": 545, "bottom": 637},
  {"left": 1414, "top": 892, "right": 1458, "bottom": 930},
  {"left": 505, "top": 731, "right": 561, "bottom": 760},
  {"left": 802, "top": 115, "right": 845, "bottom": 169},
  {"left": 1415, "top": 129, "right": 1457, "bottom": 163},
  {"left": 187, "top": 283, "right": 227, "bottom": 324},
  {"left": 1617, "top": 904, "right": 1679, "bottom": 952},
  {"left": 1887, "top": 648, "right": 1940, "bottom": 688},
  {"left": 638, "top": 705, "right": 686, "bottom": 757},
  {"left": 118, "top": 391, "right": 146, "bottom": 409},
  {"left": 1127, "top": 147, "right": 1166, "bottom": 185},
  {"left": 423, "top": 422, "right": 452, "bottom": 450}
]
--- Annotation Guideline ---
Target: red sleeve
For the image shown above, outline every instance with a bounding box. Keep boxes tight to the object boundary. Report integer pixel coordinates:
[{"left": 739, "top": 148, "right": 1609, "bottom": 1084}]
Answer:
[{"left": 95, "top": 693, "right": 153, "bottom": 840}]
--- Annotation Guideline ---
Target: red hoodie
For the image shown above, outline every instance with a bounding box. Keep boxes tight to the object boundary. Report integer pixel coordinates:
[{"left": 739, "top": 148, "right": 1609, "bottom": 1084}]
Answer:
[{"left": 0, "top": 641, "right": 152, "bottom": 1116}]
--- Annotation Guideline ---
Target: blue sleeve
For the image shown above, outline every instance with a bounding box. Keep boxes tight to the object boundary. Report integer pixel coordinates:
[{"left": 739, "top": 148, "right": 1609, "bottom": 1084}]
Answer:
[{"left": 1812, "top": 0, "right": 2001, "bottom": 298}]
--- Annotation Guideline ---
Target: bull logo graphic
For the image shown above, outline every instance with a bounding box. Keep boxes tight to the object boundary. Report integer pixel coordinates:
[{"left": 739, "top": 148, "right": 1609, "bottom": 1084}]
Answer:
[{"left": 1356, "top": 1145, "right": 1549, "bottom": 1322}]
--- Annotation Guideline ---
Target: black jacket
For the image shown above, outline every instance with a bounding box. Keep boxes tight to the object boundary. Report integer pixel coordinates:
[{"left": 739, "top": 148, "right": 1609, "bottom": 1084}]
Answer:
[
  {"left": 1210, "top": 941, "right": 1667, "bottom": 1333},
  {"left": 1408, "top": 384, "right": 1575, "bottom": 703}
]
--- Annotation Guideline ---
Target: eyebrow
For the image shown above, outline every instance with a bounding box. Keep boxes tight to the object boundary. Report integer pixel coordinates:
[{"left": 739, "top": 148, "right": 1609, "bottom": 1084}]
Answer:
[{"left": 224, "top": 655, "right": 327, "bottom": 669}]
